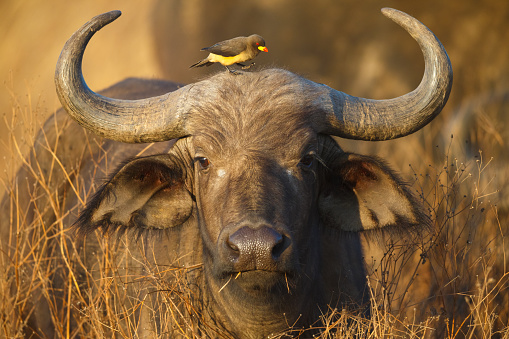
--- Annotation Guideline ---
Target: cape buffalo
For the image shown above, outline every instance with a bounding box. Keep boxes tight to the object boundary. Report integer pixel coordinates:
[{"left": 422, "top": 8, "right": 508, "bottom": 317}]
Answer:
[{"left": 1, "top": 8, "right": 451, "bottom": 338}]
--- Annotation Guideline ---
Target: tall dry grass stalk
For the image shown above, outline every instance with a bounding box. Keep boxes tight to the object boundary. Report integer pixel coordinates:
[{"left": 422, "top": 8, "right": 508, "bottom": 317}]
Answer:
[{"left": 1, "top": 89, "right": 508, "bottom": 338}]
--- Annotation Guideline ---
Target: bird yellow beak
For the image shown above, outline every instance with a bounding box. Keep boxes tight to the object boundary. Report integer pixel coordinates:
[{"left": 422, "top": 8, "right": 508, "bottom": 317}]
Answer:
[{"left": 258, "top": 46, "right": 268, "bottom": 52}]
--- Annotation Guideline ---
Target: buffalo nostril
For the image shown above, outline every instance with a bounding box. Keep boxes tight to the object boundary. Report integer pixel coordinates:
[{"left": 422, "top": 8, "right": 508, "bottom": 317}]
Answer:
[
  {"left": 226, "top": 238, "right": 240, "bottom": 253},
  {"left": 271, "top": 234, "right": 285, "bottom": 259}
]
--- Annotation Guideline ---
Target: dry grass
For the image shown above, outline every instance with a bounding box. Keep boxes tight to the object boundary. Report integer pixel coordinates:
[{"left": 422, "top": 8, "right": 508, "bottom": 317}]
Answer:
[{"left": 1, "top": 88, "right": 508, "bottom": 338}]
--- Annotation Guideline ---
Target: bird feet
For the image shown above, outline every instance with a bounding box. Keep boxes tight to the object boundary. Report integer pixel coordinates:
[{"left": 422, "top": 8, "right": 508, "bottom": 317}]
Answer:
[
  {"left": 225, "top": 63, "right": 256, "bottom": 75},
  {"left": 226, "top": 65, "right": 242, "bottom": 75},
  {"left": 240, "top": 62, "right": 255, "bottom": 70}
]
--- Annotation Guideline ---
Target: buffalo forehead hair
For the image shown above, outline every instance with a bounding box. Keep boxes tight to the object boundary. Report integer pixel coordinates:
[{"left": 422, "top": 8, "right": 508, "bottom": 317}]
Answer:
[{"left": 187, "top": 69, "right": 324, "bottom": 153}]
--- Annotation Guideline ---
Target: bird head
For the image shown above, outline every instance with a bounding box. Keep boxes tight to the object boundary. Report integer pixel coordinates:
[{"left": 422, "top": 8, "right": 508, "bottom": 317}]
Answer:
[{"left": 250, "top": 34, "right": 268, "bottom": 53}]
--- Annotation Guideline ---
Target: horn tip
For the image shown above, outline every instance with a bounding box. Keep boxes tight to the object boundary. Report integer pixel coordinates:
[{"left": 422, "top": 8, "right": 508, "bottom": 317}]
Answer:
[
  {"left": 105, "top": 10, "right": 122, "bottom": 20},
  {"left": 93, "top": 10, "right": 122, "bottom": 24},
  {"left": 380, "top": 8, "right": 403, "bottom": 19}
]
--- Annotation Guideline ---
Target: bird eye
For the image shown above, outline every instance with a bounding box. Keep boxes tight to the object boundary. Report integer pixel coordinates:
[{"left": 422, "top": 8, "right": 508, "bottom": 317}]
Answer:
[
  {"left": 256, "top": 42, "right": 259, "bottom": 45},
  {"left": 196, "top": 157, "right": 211, "bottom": 170}
]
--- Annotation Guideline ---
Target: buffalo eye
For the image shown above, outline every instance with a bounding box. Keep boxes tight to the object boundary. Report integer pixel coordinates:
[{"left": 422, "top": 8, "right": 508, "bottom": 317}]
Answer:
[
  {"left": 298, "top": 154, "right": 315, "bottom": 170},
  {"left": 196, "top": 157, "right": 211, "bottom": 170}
]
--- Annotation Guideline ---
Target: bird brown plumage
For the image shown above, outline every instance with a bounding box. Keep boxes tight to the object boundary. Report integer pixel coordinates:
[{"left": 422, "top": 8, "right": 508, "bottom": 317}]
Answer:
[{"left": 190, "top": 34, "right": 268, "bottom": 74}]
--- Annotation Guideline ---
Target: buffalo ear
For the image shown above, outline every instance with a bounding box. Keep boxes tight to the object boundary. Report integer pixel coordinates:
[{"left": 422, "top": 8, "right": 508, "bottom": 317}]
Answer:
[
  {"left": 319, "top": 153, "right": 426, "bottom": 232},
  {"left": 76, "top": 154, "right": 193, "bottom": 235}
]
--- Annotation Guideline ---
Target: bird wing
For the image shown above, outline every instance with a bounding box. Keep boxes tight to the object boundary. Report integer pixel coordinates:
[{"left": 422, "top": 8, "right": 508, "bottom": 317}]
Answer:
[{"left": 201, "top": 37, "right": 247, "bottom": 57}]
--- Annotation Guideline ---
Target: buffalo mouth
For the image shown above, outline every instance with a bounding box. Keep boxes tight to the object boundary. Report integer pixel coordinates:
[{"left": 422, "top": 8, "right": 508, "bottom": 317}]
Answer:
[{"left": 218, "top": 269, "right": 296, "bottom": 296}]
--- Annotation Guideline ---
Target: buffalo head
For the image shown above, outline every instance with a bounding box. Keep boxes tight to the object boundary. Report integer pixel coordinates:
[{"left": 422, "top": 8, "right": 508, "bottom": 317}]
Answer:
[{"left": 54, "top": 8, "right": 452, "bottom": 337}]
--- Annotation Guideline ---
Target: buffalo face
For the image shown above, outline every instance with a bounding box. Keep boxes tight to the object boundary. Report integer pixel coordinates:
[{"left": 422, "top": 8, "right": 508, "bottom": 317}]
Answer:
[{"left": 186, "top": 83, "right": 323, "bottom": 301}]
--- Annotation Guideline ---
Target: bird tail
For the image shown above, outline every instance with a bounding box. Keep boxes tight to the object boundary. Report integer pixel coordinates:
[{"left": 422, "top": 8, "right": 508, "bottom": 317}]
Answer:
[{"left": 189, "top": 58, "right": 213, "bottom": 68}]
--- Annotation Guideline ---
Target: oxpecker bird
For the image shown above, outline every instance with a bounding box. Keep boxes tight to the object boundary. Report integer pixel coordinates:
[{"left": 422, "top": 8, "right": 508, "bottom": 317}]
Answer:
[{"left": 190, "top": 34, "right": 268, "bottom": 74}]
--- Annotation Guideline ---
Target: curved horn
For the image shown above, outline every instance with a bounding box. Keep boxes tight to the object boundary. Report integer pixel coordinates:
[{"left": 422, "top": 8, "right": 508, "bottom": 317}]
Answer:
[
  {"left": 317, "top": 8, "right": 453, "bottom": 140},
  {"left": 55, "top": 11, "right": 192, "bottom": 143}
]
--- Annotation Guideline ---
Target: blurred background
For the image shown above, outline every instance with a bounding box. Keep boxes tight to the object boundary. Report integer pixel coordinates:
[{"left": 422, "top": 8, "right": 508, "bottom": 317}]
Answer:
[{"left": 1, "top": 0, "right": 508, "bottom": 205}]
